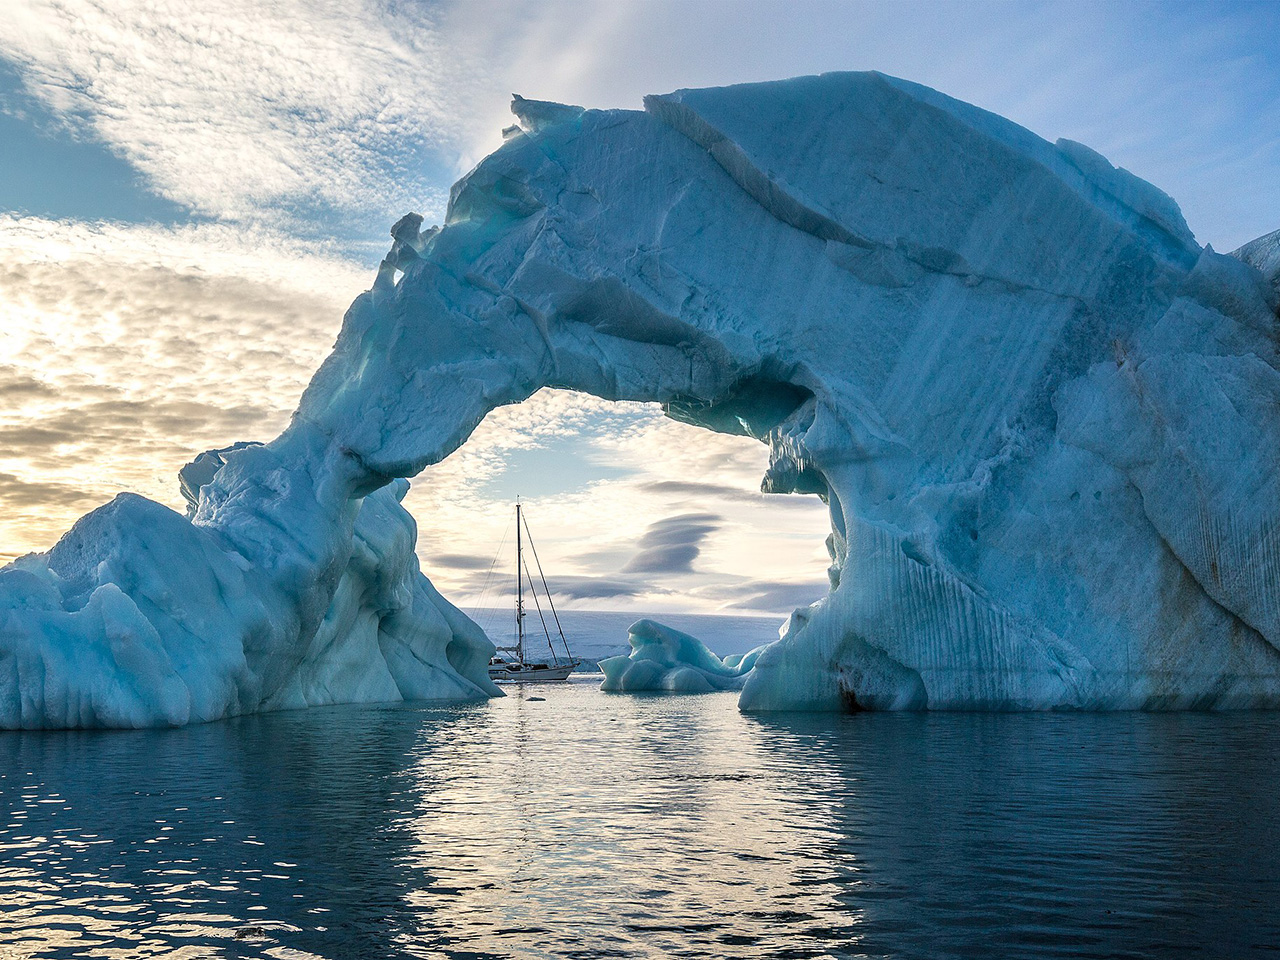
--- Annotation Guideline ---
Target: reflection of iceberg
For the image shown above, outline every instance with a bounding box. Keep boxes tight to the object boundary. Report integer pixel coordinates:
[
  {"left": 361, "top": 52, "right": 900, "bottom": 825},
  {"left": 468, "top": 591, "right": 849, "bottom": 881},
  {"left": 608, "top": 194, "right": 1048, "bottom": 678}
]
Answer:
[
  {"left": 600, "top": 620, "right": 766, "bottom": 693},
  {"left": 6, "top": 71, "right": 1280, "bottom": 726}
]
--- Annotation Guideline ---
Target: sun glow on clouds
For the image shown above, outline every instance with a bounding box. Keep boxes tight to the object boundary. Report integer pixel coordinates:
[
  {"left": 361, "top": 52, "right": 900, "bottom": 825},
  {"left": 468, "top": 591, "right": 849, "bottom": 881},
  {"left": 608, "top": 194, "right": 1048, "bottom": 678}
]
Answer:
[{"left": 0, "top": 215, "right": 369, "bottom": 563}]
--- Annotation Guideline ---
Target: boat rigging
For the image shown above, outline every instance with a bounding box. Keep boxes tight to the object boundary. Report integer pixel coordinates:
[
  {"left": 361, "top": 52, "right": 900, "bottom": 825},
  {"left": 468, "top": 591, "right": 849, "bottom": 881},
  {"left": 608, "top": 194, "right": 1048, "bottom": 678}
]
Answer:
[{"left": 488, "top": 500, "right": 582, "bottom": 682}]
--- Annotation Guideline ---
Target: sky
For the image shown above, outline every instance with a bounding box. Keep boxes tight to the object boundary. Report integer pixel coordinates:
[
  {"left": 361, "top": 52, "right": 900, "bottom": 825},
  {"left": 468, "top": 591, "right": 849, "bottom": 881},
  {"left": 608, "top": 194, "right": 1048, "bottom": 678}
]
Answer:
[{"left": 1, "top": 0, "right": 1277, "bottom": 618}]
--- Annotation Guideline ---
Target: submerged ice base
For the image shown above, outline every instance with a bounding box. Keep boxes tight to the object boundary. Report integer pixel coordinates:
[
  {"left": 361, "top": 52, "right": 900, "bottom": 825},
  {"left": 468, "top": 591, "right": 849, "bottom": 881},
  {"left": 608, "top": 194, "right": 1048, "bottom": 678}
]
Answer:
[
  {"left": 599, "top": 619, "right": 766, "bottom": 694},
  {"left": 5, "top": 71, "right": 1280, "bottom": 726}
]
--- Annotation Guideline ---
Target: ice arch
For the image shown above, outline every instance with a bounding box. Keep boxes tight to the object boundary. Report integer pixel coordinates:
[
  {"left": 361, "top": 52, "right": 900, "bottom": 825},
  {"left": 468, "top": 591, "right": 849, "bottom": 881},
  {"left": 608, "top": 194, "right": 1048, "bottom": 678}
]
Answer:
[{"left": 6, "top": 72, "right": 1280, "bottom": 727}]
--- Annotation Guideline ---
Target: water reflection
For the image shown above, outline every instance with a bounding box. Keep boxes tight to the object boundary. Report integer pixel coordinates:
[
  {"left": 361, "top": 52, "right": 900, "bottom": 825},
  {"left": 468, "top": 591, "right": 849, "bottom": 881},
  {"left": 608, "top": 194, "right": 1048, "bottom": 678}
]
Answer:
[
  {"left": 2, "top": 683, "right": 1278, "bottom": 958},
  {"left": 0, "top": 703, "right": 472, "bottom": 958},
  {"left": 747, "top": 711, "right": 1280, "bottom": 959}
]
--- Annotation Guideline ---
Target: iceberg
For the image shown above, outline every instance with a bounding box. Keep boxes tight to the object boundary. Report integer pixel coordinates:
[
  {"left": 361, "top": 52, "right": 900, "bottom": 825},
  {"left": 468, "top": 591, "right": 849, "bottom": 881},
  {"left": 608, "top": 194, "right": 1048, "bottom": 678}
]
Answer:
[
  {"left": 0, "top": 440, "right": 498, "bottom": 728},
  {"left": 599, "top": 619, "right": 766, "bottom": 693},
  {"left": 5, "top": 71, "right": 1280, "bottom": 726}
]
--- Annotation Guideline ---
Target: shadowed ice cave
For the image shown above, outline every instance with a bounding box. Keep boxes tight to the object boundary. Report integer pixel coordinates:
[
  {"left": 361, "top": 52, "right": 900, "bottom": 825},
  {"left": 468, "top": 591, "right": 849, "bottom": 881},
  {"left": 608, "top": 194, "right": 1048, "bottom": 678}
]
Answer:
[{"left": 5, "top": 71, "right": 1280, "bottom": 727}]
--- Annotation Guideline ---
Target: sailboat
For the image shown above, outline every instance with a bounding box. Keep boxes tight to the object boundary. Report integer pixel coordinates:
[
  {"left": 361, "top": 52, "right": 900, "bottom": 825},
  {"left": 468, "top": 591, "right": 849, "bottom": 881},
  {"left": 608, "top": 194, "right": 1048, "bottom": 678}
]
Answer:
[{"left": 487, "top": 501, "right": 583, "bottom": 682}]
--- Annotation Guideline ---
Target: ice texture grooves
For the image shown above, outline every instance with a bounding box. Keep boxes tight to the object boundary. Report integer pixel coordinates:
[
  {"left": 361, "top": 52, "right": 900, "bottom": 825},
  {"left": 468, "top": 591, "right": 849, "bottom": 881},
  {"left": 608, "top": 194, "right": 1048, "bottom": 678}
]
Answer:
[{"left": 5, "top": 71, "right": 1280, "bottom": 725}]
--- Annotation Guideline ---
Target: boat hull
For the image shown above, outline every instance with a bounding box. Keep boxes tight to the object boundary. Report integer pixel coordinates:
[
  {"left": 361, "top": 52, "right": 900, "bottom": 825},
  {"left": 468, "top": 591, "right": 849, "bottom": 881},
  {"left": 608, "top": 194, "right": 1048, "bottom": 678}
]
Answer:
[{"left": 488, "top": 662, "right": 579, "bottom": 682}]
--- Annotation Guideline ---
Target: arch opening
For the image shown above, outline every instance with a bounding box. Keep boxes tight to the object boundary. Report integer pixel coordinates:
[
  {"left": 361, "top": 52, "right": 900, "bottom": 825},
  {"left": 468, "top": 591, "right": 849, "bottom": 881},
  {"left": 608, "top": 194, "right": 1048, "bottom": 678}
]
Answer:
[{"left": 402, "top": 386, "right": 833, "bottom": 671}]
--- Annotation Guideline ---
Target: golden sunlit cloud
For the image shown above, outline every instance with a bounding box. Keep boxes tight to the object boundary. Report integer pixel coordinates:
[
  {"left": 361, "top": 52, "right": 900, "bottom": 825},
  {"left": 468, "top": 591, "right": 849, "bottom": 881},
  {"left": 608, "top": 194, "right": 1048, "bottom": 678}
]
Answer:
[{"left": 0, "top": 215, "right": 370, "bottom": 562}]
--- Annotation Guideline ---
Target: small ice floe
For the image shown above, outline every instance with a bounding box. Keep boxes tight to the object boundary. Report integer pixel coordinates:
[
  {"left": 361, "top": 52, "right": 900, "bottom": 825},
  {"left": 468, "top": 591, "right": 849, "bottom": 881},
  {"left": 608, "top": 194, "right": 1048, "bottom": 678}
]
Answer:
[{"left": 600, "top": 619, "right": 766, "bottom": 694}]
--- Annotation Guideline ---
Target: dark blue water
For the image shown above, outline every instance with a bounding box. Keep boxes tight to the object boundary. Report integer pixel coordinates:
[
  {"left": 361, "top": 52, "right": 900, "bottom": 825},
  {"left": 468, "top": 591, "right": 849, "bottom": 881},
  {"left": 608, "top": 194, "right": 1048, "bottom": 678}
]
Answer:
[{"left": 2, "top": 677, "right": 1278, "bottom": 959}]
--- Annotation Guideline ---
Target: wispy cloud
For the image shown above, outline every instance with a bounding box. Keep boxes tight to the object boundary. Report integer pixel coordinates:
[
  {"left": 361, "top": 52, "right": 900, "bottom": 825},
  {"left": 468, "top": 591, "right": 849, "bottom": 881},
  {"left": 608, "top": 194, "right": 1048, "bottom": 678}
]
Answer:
[
  {"left": 622, "top": 513, "right": 721, "bottom": 575},
  {"left": 716, "top": 579, "right": 829, "bottom": 615},
  {"left": 430, "top": 552, "right": 496, "bottom": 572},
  {"left": 0, "top": 0, "right": 488, "bottom": 229},
  {"left": 4, "top": 0, "right": 1277, "bottom": 248},
  {"left": 639, "top": 479, "right": 825, "bottom": 508},
  {"left": 528, "top": 575, "right": 646, "bottom": 602}
]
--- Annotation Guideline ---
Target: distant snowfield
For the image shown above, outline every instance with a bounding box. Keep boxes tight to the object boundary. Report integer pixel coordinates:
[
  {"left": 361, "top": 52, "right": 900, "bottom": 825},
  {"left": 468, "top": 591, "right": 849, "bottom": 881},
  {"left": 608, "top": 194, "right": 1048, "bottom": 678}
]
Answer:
[{"left": 4, "top": 72, "right": 1280, "bottom": 727}]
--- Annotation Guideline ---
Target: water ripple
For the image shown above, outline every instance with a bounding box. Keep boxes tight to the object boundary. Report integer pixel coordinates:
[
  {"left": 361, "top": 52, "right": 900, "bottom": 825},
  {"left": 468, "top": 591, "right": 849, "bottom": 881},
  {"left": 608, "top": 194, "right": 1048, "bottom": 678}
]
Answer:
[{"left": 1, "top": 681, "right": 1278, "bottom": 958}]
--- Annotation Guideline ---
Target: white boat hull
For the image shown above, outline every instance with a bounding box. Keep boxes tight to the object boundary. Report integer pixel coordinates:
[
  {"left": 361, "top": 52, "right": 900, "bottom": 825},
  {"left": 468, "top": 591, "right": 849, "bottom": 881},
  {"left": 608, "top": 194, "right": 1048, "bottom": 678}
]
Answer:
[{"left": 488, "top": 661, "right": 579, "bottom": 682}]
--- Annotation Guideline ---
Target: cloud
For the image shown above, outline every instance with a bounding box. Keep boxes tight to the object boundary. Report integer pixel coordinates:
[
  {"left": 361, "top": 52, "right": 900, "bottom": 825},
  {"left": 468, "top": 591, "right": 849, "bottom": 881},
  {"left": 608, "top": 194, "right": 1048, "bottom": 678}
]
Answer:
[
  {"left": 640, "top": 478, "right": 823, "bottom": 509},
  {"left": 0, "top": 471, "right": 100, "bottom": 509},
  {"left": 0, "top": 369, "right": 57, "bottom": 399},
  {"left": 640, "top": 480, "right": 745, "bottom": 499},
  {"left": 718, "top": 580, "right": 828, "bottom": 615},
  {"left": 428, "top": 552, "right": 494, "bottom": 572},
  {"left": 0, "top": 0, "right": 486, "bottom": 228},
  {"left": 0, "top": 214, "right": 369, "bottom": 561},
  {"left": 540, "top": 576, "right": 646, "bottom": 602},
  {"left": 429, "top": 564, "right": 648, "bottom": 604},
  {"left": 621, "top": 512, "right": 721, "bottom": 575}
]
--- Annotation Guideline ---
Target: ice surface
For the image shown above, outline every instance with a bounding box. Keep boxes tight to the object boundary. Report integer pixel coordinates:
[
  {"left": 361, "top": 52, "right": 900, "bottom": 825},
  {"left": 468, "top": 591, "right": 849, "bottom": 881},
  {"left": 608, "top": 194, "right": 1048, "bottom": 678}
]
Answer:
[
  {"left": 1233, "top": 228, "right": 1280, "bottom": 303},
  {"left": 6, "top": 71, "right": 1280, "bottom": 725},
  {"left": 599, "top": 619, "right": 767, "bottom": 693},
  {"left": 0, "top": 440, "right": 498, "bottom": 728}
]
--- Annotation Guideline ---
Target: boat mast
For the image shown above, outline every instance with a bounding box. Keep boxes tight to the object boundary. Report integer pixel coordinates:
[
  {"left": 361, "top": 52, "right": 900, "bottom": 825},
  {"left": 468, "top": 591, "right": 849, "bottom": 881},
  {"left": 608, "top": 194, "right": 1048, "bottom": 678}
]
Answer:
[
  {"left": 520, "top": 509, "right": 574, "bottom": 663},
  {"left": 515, "top": 500, "right": 524, "bottom": 662}
]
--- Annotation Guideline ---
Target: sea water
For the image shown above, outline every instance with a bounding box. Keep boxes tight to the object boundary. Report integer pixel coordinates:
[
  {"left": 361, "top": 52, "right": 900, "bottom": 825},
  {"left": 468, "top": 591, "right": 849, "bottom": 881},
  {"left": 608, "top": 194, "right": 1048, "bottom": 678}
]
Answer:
[{"left": 2, "top": 657, "right": 1279, "bottom": 958}]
